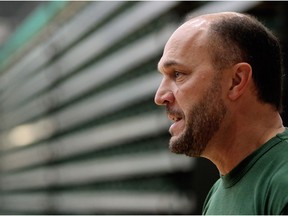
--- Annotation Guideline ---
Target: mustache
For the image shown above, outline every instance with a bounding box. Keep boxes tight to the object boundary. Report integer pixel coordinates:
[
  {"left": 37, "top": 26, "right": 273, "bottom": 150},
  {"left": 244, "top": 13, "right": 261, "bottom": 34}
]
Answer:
[{"left": 166, "top": 105, "right": 184, "bottom": 117}]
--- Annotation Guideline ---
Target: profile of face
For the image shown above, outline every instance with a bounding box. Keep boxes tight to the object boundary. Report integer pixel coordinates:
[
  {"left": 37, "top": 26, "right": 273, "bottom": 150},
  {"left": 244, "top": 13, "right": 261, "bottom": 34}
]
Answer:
[{"left": 154, "top": 18, "right": 227, "bottom": 157}]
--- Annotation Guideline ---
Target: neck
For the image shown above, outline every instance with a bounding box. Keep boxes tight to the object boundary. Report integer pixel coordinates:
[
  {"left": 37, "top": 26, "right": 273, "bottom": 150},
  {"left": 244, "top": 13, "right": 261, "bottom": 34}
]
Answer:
[{"left": 203, "top": 105, "right": 285, "bottom": 175}]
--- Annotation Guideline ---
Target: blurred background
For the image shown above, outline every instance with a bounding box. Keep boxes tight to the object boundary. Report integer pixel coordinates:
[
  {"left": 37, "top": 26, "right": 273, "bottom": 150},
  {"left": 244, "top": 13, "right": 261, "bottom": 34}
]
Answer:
[{"left": 0, "top": 1, "right": 287, "bottom": 214}]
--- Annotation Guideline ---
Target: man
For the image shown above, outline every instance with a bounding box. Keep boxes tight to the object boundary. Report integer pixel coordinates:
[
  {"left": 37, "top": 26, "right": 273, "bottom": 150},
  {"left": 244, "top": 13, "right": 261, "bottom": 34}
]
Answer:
[{"left": 154, "top": 12, "right": 288, "bottom": 214}]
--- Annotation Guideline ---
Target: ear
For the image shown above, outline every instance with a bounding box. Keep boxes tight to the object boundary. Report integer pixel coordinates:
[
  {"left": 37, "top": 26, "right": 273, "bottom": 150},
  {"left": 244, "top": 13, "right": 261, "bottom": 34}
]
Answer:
[{"left": 228, "top": 63, "right": 252, "bottom": 101}]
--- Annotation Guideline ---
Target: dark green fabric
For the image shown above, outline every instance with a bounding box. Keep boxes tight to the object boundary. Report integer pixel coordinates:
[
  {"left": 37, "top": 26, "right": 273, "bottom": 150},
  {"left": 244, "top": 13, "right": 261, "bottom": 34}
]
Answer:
[{"left": 203, "top": 128, "right": 288, "bottom": 215}]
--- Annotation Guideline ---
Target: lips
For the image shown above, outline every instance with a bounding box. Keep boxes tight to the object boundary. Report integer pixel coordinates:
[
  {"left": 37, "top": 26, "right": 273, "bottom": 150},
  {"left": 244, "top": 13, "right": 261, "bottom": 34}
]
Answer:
[
  {"left": 167, "top": 111, "right": 185, "bottom": 136},
  {"left": 168, "top": 113, "right": 182, "bottom": 122}
]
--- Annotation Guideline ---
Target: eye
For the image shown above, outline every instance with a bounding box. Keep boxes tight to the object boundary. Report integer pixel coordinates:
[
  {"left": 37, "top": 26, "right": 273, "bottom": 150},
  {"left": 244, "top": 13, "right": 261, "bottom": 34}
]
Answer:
[{"left": 174, "top": 71, "right": 183, "bottom": 79}]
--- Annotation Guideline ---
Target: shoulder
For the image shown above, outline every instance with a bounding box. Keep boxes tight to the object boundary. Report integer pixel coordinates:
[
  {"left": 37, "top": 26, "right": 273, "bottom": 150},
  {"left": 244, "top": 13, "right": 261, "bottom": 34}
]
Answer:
[
  {"left": 269, "top": 159, "right": 288, "bottom": 194},
  {"left": 266, "top": 156, "right": 288, "bottom": 214}
]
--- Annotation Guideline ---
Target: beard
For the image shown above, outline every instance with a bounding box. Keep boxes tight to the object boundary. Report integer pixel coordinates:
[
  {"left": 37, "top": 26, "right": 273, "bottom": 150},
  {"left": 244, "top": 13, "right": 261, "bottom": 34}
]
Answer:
[{"left": 167, "top": 75, "right": 227, "bottom": 157}]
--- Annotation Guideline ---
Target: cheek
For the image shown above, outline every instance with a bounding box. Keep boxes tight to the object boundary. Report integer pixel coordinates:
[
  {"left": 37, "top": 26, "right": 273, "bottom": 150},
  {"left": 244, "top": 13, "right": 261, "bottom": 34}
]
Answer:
[
  {"left": 175, "top": 77, "right": 210, "bottom": 114},
  {"left": 175, "top": 79, "right": 200, "bottom": 101},
  {"left": 174, "top": 87, "right": 195, "bottom": 116}
]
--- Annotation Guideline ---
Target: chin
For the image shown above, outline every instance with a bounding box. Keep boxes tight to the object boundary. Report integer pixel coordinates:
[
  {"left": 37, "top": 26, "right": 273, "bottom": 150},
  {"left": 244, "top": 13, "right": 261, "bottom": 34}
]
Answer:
[{"left": 168, "top": 134, "right": 189, "bottom": 155}]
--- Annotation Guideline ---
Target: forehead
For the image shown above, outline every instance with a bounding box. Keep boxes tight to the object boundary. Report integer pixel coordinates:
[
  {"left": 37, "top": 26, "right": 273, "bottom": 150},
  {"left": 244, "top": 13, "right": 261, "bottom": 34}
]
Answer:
[{"left": 158, "top": 19, "right": 211, "bottom": 71}]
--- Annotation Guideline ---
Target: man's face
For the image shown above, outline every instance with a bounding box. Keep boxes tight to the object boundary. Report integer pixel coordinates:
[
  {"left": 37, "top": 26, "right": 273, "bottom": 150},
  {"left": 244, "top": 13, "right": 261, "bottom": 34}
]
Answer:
[
  {"left": 166, "top": 73, "right": 227, "bottom": 157},
  {"left": 154, "top": 19, "right": 227, "bottom": 157}
]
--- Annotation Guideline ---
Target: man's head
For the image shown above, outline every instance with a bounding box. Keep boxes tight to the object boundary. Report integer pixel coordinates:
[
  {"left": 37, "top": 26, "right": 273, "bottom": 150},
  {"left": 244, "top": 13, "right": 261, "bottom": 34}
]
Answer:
[
  {"left": 205, "top": 12, "right": 283, "bottom": 112},
  {"left": 154, "top": 12, "right": 283, "bottom": 157}
]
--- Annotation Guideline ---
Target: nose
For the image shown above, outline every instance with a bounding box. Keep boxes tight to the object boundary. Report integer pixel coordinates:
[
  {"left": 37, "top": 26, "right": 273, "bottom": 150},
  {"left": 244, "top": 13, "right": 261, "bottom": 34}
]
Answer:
[{"left": 154, "top": 79, "right": 175, "bottom": 106}]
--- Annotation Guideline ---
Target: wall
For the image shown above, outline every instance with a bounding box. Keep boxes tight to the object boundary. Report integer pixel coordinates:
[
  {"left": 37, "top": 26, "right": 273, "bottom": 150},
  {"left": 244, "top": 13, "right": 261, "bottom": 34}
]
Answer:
[{"left": 0, "top": 1, "right": 285, "bottom": 214}]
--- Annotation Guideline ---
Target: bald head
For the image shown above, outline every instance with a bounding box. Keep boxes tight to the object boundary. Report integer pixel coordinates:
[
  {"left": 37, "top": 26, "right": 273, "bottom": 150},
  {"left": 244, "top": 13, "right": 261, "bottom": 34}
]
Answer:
[
  {"left": 163, "top": 12, "right": 248, "bottom": 71},
  {"left": 186, "top": 11, "right": 245, "bottom": 22},
  {"left": 177, "top": 12, "right": 246, "bottom": 38}
]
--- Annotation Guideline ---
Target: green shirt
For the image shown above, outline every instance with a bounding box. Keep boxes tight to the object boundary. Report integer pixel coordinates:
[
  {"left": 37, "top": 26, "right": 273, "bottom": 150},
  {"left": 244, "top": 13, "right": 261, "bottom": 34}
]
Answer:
[{"left": 203, "top": 129, "right": 288, "bottom": 215}]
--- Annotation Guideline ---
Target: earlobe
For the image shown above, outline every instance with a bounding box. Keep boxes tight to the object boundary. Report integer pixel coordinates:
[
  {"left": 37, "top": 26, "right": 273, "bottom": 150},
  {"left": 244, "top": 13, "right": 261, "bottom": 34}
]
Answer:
[{"left": 228, "top": 63, "right": 252, "bottom": 101}]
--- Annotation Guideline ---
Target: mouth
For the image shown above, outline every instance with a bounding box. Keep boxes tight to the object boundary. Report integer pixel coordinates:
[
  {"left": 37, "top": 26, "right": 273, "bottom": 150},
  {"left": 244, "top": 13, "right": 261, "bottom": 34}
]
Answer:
[
  {"left": 166, "top": 110, "right": 185, "bottom": 136},
  {"left": 168, "top": 113, "right": 182, "bottom": 123}
]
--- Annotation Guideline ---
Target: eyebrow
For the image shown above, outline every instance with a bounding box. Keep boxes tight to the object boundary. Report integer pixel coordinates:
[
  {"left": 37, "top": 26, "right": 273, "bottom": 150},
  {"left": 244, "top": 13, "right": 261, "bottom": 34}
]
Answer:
[{"left": 157, "top": 60, "right": 180, "bottom": 71}]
